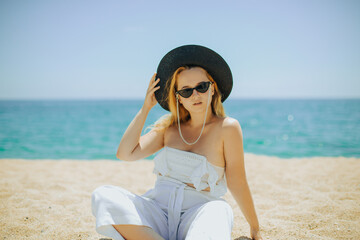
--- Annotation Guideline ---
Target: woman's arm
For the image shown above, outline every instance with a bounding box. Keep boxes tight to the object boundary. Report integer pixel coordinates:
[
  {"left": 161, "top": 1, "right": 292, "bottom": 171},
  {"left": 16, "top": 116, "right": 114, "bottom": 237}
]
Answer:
[
  {"left": 116, "top": 73, "right": 163, "bottom": 161},
  {"left": 222, "top": 117, "right": 262, "bottom": 239}
]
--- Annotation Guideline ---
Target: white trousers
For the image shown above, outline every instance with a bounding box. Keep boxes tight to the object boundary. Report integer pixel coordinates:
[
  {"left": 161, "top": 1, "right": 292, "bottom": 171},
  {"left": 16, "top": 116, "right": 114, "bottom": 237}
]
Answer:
[{"left": 91, "top": 176, "right": 234, "bottom": 240}]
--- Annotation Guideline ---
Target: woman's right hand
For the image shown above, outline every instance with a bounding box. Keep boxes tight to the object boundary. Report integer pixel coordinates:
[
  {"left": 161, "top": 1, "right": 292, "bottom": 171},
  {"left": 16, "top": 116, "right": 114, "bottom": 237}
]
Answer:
[{"left": 142, "top": 73, "right": 161, "bottom": 112}]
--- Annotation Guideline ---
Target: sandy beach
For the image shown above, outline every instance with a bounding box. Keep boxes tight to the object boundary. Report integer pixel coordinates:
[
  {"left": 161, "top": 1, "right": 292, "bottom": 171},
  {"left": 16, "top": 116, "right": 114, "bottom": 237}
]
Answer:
[{"left": 0, "top": 154, "right": 359, "bottom": 240}]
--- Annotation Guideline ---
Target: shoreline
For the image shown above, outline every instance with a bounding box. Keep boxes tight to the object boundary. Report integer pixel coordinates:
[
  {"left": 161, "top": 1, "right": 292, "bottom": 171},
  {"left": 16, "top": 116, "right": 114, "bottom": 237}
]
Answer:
[
  {"left": 1, "top": 155, "right": 359, "bottom": 239},
  {"left": 1, "top": 153, "right": 359, "bottom": 161}
]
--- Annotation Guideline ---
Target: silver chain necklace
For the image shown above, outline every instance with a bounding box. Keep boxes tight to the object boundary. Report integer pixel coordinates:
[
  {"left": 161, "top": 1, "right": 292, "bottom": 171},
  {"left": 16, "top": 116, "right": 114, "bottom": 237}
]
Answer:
[{"left": 176, "top": 86, "right": 212, "bottom": 145}]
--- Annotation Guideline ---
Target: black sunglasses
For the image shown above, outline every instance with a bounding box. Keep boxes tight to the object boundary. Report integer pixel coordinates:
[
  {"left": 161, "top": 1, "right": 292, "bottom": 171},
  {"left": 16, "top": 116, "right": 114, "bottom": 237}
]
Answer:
[{"left": 176, "top": 81, "right": 212, "bottom": 98}]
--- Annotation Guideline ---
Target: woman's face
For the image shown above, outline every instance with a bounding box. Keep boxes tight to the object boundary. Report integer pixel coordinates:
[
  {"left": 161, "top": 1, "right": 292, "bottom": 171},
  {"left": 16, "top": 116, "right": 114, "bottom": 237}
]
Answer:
[{"left": 176, "top": 67, "right": 214, "bottom": 113}]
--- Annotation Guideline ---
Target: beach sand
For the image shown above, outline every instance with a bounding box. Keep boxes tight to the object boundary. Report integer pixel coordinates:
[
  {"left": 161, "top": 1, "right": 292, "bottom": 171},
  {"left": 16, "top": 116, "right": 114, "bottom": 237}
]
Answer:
[{"left": 0, "top": 154, "right": 359, "bottom": 240}]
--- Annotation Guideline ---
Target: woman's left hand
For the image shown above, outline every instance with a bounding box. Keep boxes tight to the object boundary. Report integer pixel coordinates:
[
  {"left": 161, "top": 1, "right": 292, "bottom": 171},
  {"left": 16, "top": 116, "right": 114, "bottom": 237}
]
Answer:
[{"left": 251, "top": 228, "right": 263, "bottom": 240}]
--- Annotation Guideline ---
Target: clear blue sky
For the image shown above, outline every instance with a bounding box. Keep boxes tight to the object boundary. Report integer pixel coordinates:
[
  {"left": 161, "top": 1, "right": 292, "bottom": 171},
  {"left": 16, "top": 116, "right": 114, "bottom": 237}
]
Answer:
[{"left": 0, "top": 0, "right": 359, "bottom": 100}]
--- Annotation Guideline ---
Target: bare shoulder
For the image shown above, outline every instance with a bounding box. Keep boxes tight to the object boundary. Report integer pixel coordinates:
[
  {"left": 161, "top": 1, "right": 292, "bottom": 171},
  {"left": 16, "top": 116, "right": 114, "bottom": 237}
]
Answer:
[
  {"left": 163, "top": 123, "right": 181, "bottom": 145},
  {"left": 220, "top": 116, "right": 243, "bottom": 135},
  {"left": 164, "top": 123, "right": 177, "bottom": 136},
  {"left": 221, "top": 117, "right": 245, "bottom": 173}
]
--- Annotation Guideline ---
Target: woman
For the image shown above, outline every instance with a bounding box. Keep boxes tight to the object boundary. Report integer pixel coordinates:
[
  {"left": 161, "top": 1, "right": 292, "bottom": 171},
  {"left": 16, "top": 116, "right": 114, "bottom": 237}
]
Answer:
[{"left": 92, "top": 45, "right": 263, "bottom": 240}]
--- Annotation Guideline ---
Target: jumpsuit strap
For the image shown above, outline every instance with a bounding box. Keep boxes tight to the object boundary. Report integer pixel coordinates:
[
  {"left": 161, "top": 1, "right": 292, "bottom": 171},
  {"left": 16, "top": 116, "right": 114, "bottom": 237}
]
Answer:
[{"left": 156, "top": 176, "right": 186, "bottom": 240}]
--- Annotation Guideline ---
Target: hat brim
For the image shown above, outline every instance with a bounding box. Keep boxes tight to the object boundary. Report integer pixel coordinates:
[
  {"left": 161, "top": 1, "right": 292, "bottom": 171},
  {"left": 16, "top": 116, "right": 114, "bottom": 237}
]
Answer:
[{"left": 155, "top": 45, "right": 233, "bottom": 111}]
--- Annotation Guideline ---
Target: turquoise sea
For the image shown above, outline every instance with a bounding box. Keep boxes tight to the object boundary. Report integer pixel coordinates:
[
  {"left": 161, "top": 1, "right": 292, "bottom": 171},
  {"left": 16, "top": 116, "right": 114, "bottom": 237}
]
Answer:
[{"left": 0, "top": 99, "right": 359, "bottom": 160}]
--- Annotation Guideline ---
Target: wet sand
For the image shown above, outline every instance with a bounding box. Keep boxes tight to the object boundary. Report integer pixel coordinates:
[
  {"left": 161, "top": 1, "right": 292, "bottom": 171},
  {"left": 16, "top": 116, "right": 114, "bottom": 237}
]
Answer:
[{"left": 0, "top": 154, "right": 359, "bottom": 240}]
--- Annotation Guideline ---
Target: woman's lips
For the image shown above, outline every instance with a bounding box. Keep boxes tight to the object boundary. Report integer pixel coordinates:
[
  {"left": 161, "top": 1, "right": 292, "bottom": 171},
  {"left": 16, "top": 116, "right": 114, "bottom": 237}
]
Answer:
[{"left": 193, "top": 102, "right": 202, "bottom": 105}]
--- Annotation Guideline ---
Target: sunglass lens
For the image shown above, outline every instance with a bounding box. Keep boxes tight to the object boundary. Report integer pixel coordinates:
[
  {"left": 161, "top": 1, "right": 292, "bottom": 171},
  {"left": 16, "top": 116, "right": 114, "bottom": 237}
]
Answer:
[
  {"left": 196, "top": 82, "right": 210, "bottom": 93},
  {"left": 180, "top": 89, "right": 193, "bottom": 98}
]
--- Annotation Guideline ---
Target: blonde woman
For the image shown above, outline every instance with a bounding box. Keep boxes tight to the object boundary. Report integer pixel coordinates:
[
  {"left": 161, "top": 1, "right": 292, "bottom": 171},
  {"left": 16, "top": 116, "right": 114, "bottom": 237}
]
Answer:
[{"left": 92, "top": 45, "right": 263, "bottom": 240}]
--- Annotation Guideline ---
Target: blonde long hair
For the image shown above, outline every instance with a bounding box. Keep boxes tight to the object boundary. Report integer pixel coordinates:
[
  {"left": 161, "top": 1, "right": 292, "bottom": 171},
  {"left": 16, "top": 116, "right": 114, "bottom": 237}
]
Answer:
[{"left": 146, "top": 66, "right": 226, "bottom": 132}]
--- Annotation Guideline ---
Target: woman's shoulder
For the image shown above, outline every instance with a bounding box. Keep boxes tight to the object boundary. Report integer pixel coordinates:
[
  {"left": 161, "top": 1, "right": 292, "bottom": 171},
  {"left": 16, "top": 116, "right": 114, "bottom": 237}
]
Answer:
[
  {"left": 218, "top": 116, "right": 241, "bottom": 128},
  {"left": 218, "top": 116, "right": 243, "bottom": 137}
]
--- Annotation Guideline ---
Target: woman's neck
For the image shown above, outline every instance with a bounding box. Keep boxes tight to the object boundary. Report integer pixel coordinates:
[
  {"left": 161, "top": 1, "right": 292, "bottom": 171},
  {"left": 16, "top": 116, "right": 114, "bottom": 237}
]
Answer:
[{"left": 187, "top": 109, "right": 215, "bottom": 128}]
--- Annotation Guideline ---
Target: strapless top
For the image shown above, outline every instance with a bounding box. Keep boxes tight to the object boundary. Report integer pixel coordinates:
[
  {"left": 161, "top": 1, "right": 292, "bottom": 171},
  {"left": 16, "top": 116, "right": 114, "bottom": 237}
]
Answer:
[{"left": 152, "top": 146, "right": 227, "bottom": 198}]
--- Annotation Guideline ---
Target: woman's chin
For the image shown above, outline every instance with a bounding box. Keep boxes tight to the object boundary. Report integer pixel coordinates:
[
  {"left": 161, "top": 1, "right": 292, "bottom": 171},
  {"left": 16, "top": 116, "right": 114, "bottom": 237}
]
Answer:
[{"left": 186, "top": 106, "right": 207, "bottom": 113}]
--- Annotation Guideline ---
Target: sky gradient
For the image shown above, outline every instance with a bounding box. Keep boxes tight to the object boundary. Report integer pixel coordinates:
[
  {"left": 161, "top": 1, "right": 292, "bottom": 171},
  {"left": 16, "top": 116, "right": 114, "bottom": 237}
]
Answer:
[{"left": 0, "top": 0, "right": 359, "bottom": 100}]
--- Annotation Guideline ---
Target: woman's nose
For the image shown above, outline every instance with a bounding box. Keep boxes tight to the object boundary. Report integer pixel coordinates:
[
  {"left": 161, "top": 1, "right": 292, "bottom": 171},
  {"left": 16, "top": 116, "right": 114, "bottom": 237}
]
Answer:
[{"left": 192, "top": 89, "right": 200, "bottom": 97}]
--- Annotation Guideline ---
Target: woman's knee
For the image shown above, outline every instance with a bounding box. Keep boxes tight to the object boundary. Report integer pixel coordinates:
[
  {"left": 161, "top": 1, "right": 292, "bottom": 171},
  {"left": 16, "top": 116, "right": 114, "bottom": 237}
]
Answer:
[
  {"left": 91, "top": 185, "right": 131, "bottom": 214},
  {"left": 92, "top": 185, "right": 111, "bottom": 203},
  {"left": 183, "top": 200, "right": 233, "bottom": 240},
  {"left": 197, "top": 200, "right": 234, "bottom": 228},
  {"left": 205, "top": 200, "right": 233, "bottom": 218},
  {"left": 184, "top": 200, "right": 234, "bottom": 227},
  {"left": 92, "top": 185, "right": 128, "bottom": 201},
  {"left": 183, "top": 201, "right": 233, "bottom": 239}
]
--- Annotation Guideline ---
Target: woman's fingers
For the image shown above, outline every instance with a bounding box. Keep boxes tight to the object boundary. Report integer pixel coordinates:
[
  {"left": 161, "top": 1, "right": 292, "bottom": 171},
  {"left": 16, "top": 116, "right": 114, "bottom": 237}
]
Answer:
[
  {"left": 148, "top": 73, "right": 157, "bottom": 87},
  {"left": 152, "top": 78, "right": 160, "bottom": 88},
  {"left": 147, "top": 85, "right": 160, "bottom": 97},
  {"left": 143, "top": 74, "right": 158, "bottom": 110},
  {"left": 147, "top": 78, "right": 160, "bottom": 93},
  {"left": 143, "top": 73, "right": 161, "bottom": 110},
  {"left": 150, "top": 85, "right": 160, "bottom": 94}
]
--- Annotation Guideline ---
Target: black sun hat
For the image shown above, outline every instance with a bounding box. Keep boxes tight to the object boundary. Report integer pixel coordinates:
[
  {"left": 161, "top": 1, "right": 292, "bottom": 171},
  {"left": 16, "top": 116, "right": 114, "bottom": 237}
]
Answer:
[{"left": 155, "top": 44, "right": 233, "bottom": 111}]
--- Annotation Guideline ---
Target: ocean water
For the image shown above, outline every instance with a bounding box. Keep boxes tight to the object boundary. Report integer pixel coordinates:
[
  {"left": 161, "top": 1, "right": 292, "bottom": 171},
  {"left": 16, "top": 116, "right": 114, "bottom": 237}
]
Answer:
[{"left": 0, "top": 99, "right": 359, "bottom": 160}]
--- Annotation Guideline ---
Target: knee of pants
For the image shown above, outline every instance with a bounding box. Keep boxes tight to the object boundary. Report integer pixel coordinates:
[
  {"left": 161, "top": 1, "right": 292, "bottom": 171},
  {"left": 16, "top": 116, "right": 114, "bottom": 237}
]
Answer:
[
  {"left": 201, "top": 200, "right": 234, "bottom": 224},
  {"left": 91, "top": 185, "right": 130, "bottom": 214},
  {"left": 92, "top": 185, "right": 129, "bottom": 200},
  {"left": 92, "top": 185, "right": 116, "bottom": 202},
  {"left": 182, "top": 200, "right": 234, "bottom": 240}
]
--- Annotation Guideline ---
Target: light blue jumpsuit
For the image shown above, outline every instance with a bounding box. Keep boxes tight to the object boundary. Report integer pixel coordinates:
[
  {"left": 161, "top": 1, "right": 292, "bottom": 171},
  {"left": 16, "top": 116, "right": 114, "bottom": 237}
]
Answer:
[{"left": 91, "top": 146, "right": 234, "bottom": 240}]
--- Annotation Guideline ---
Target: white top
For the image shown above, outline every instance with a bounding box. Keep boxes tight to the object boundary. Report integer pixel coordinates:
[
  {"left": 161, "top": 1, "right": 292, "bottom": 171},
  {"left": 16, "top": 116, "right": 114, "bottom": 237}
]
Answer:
[{"left": 152, "top": 146, "right": 227, "bottom": 198}]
